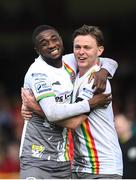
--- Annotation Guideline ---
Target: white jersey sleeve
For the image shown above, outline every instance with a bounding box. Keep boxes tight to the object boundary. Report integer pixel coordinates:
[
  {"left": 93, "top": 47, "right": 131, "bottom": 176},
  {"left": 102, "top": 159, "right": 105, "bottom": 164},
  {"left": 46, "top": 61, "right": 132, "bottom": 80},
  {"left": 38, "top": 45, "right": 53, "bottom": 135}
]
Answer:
[
  {"left": 99, "top": 57, "right": 118, "bottom": 78},
  {"left": 39, "top": 97, "right": 90, "bottom": 122}
]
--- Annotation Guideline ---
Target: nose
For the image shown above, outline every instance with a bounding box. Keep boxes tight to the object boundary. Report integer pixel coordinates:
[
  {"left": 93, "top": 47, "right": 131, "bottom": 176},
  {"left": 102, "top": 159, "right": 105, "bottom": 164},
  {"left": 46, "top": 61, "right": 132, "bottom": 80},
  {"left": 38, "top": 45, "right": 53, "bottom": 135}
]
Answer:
[
  {"left": 48, "top": 41, "right": 55, "bottom": 48},
  {"left": 78, "top": 48, "right": 85, "bottom": 55}
]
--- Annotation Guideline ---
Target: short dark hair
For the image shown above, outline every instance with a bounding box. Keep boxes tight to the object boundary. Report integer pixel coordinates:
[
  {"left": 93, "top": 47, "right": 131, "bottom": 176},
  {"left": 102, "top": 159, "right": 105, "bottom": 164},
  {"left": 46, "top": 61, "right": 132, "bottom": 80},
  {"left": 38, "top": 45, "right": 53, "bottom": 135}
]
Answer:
[
  {"left": 72, "top": 24, "right": 104, "bottom": 46},
  {"left": 32, "top": 25, "right": 58, "bottom": 45}
]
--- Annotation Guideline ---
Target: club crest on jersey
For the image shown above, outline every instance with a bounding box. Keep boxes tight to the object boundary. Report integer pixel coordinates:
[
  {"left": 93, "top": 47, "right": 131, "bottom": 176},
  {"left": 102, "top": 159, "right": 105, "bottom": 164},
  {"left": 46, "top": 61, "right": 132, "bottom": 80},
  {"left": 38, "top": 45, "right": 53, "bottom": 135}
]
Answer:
[
  {"left": 35, "top": 81, "right": 51, "bottom": 94},
  {"left": 31, "top": 144, "right": 45, "bottom": 158}
]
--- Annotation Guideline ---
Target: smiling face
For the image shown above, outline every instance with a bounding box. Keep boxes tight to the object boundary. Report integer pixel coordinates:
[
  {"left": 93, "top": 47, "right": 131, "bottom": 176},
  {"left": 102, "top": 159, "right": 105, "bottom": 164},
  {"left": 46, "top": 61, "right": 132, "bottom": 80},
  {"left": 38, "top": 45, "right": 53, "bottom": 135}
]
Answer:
[
  {"left": 35, "top": 29, "right": 64, "bottom": 67},
  {"left": 73, "top": 34, "right": 104, "bottom": 72}
]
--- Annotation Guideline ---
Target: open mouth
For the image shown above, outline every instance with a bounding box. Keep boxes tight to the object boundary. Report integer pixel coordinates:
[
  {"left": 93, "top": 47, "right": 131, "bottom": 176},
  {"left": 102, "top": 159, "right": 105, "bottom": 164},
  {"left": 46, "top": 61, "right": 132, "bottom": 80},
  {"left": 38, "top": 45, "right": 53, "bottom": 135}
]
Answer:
[
  {"left": 78, "top": 57, "right": 87, "bottom": 62},
  {"left": 50, "top": 49, "right": 59, "bottom": 56}
]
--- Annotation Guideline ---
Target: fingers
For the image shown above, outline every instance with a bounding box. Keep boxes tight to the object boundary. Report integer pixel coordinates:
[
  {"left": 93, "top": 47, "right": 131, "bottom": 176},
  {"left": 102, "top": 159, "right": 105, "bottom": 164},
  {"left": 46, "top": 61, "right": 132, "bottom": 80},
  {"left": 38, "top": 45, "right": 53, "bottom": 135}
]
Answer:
[
  {"left": 21, "top": 88, "right": 28, "bottom": 102},
  {"left": 96, "top": 93, "right": 111, "bottom": 98},
  {"left": 22, "top": 112, "right": 32, "bottom": 119},
  {"left": 90, "top": 73, "right": 106, "bottom": 94},
  {"left": 21, "top": 107, "right": 33, "bottom": 120},
  {"left": 100, "top": 93, "right": 112, "bottom": 103},
  {"left": 22, "top": 89, "right": 30, "bottom": 98},
  {"left": 21, "top": 92, "right": 28, "bottom": 105},
  {"left": 93, "top": 79, "right": 106, "bottom": 94},
  {"left": 91, "top": 71, "right": 107, "bottom": 94},
  {"left": 89, "top": 93, "right": 112, "bottom": 109},
  {"left": 99, "top": 93, "right": 112, "bottom": 107},
  {"left": 21, "top": 88, "right": 34, "bottom": 99},
  {"left": 21, "top": 89, "right": 35, "bottom": 106},
  {"left": 103, "top": 93, "right": 112, "bottom": 99}
]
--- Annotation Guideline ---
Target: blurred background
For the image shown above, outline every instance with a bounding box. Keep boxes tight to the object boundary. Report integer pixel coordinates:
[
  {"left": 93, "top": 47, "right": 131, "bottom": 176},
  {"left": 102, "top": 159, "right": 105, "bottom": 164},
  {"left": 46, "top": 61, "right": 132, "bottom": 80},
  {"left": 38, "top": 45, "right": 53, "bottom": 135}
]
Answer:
[{"left": 0, "top": 0, "right": 136, "bottom": 178}]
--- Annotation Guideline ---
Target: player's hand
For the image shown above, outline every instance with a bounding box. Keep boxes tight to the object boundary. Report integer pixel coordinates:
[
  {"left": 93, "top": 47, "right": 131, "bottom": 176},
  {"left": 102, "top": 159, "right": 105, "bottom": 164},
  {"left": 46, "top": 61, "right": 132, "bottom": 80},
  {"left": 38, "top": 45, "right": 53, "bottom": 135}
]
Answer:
[
  {"left": 88, "top": 93, "right": 112, "bottom": 109},
  {"left": 21, "top": 88, "right": 38, "bottom": 110},
  {"left": 21, "top": 88, "right": 44, "bottom": 117},
  {"left": 89, "top": 68, "right": 108, "bottom": 94},
  {"left": 21, "top": 104, "right": 33, "bottom": 120}
]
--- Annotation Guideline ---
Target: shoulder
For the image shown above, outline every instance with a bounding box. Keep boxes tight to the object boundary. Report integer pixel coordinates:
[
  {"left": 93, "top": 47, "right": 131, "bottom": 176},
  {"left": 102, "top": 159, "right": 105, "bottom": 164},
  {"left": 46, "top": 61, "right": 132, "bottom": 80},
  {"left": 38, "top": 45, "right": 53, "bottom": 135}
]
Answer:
[
  {"left": 62, "top": 53, "right": 75, "bottom": 60},
  {"left": 28, "top": 56, "right": 47, "bottom": 73},
  {"left": 25, "top": 57, "right": 48, "bottom": 81},
  {"left": 99, "top": 57, "right": 115, "bottom": 61},
  {"left": 62, "top": 53, "right": 77, "bottom": 73},
  {"left": 99, "top": 57, "right": 118, "bottom": 67}
]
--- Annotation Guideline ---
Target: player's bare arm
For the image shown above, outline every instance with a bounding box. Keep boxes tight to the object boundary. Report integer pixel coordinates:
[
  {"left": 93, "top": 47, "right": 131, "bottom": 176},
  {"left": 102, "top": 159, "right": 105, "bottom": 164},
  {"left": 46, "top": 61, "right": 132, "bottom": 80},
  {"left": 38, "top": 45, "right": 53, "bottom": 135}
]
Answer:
[{"left": 56, "top": 114, "right": 87, "bottom": 129}]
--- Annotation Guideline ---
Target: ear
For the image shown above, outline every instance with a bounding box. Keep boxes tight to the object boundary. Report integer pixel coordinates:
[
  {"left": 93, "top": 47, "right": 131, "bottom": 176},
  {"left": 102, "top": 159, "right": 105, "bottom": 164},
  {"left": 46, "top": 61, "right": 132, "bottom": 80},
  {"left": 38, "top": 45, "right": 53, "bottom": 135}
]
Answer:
[
  {"left": 60, "top": 38, "right": 63, "bottom": 47},
  {"left": 34, "top": 47, "right": 40, "bottom": 55},
  {"left": 97, "top": 46, "right": 104, "bottom": 56}
]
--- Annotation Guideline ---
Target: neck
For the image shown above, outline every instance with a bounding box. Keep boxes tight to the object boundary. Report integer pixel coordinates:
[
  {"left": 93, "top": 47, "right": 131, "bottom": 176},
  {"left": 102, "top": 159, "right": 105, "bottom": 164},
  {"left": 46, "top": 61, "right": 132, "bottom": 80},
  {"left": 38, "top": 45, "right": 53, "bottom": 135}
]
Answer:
[
  {"left": 79, "top": 67, "right": 89, "bottom": 77},
  {"left": 42, "top": 55, "right": 62, "bottom": 68}
]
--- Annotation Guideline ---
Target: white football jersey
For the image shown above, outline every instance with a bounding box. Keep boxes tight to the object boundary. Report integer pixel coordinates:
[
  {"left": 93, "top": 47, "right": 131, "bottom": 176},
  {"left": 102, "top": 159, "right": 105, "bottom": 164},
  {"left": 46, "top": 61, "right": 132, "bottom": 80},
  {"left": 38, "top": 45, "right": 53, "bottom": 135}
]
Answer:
[{"left": 72, "top": 63, "right": 123, "bottom": 175}]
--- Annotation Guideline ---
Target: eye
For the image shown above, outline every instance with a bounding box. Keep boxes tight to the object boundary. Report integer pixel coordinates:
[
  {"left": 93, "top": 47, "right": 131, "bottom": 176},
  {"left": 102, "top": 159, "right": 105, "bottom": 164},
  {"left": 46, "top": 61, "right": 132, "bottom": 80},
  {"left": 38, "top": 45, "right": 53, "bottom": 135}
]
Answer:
[
  {"left": 52, "top": 37, "right": 58, "bottom": 42},
  {"left": 84, "top": 45, "right": 91, "bottom": 50},
  {"left": 41, "top": 42, "right": 48, "bottom": 47},
  {"left": 39, "top": 40, "right": 48, "bottom": 47},
  {"left": 51, "top": 35, "right": 60, "bottom": 43},
  {"left": 74, "top": 45, "right": 81, "bottom": 50}
]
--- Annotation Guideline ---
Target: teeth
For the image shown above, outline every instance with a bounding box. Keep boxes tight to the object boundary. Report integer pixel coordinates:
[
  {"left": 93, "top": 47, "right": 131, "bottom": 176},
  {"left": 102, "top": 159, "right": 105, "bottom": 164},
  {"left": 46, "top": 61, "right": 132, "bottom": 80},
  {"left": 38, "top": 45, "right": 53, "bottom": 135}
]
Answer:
[
  {"left": 51, "top": 49, "right": 58, "bottom": 55},
  {"left": 79, "top": 57, "right": 85, "bottom": 60}
]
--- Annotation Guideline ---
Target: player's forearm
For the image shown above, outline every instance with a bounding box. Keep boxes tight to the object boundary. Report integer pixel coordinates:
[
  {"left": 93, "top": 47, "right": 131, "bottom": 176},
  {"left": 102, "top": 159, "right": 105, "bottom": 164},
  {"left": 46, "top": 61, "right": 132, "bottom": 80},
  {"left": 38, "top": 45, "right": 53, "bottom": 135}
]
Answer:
[
  {"left": 55, "top": 114, "right": 87, "bottom": 129},
  {"left": 33, "top": 104, "right": 45, "bottom": 118},
  {"left": 100, "top": 57, "right": 118, "bottom": 78}
]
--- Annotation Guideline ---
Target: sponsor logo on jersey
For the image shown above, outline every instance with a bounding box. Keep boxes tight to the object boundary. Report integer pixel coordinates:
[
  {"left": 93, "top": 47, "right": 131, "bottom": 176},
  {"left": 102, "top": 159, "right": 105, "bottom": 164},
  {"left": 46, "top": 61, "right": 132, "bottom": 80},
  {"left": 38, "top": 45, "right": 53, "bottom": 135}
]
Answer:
[
  {"left": 34, "top": 78, "right": 47, "bottom": 81},
  {"left": 55, "top": 92, "right": 72, "bottom": 102},
  {"left": 31, "top": 73, "right": 47, "bottom": 77},
  {"left": 52, "top": 81, "right": 61, "bottom": 85},
  {"left": 81, "top": 93, "right": 91, "bottom": 99},
  {"left": 35, "top": 81, "right": 51, "bottom": 94},
  {"left": 80, "top": 88, "right": 93, "bottom": 99},
  {"left": 83, "top": 87, "right": 92, "bottom": 95}
]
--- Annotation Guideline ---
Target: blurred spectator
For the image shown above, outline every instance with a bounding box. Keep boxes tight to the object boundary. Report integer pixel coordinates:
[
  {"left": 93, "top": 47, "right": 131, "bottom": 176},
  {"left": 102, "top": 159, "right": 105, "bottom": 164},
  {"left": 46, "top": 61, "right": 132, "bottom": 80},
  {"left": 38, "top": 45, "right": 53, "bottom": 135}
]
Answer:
[
  {"left": 0, "top": 84, "right": 21, "bottom": 178},
  {"left": 115, "top": 114, "right": 136, "bottom": 179},
  {"left": 10, "top": 95, "right": 24, "bottom": 141},
  {"left": 0, "top": 85, "right": 16, "bottom": 143},
  {"left": 0, "top": 141, "right": 20, "bottom": 173},
  {"left": 0, "top": 129, "right": 7, "bottom": 171},
  {"left": 124, "top": 91, "right": 136, "bottom": 136}
]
